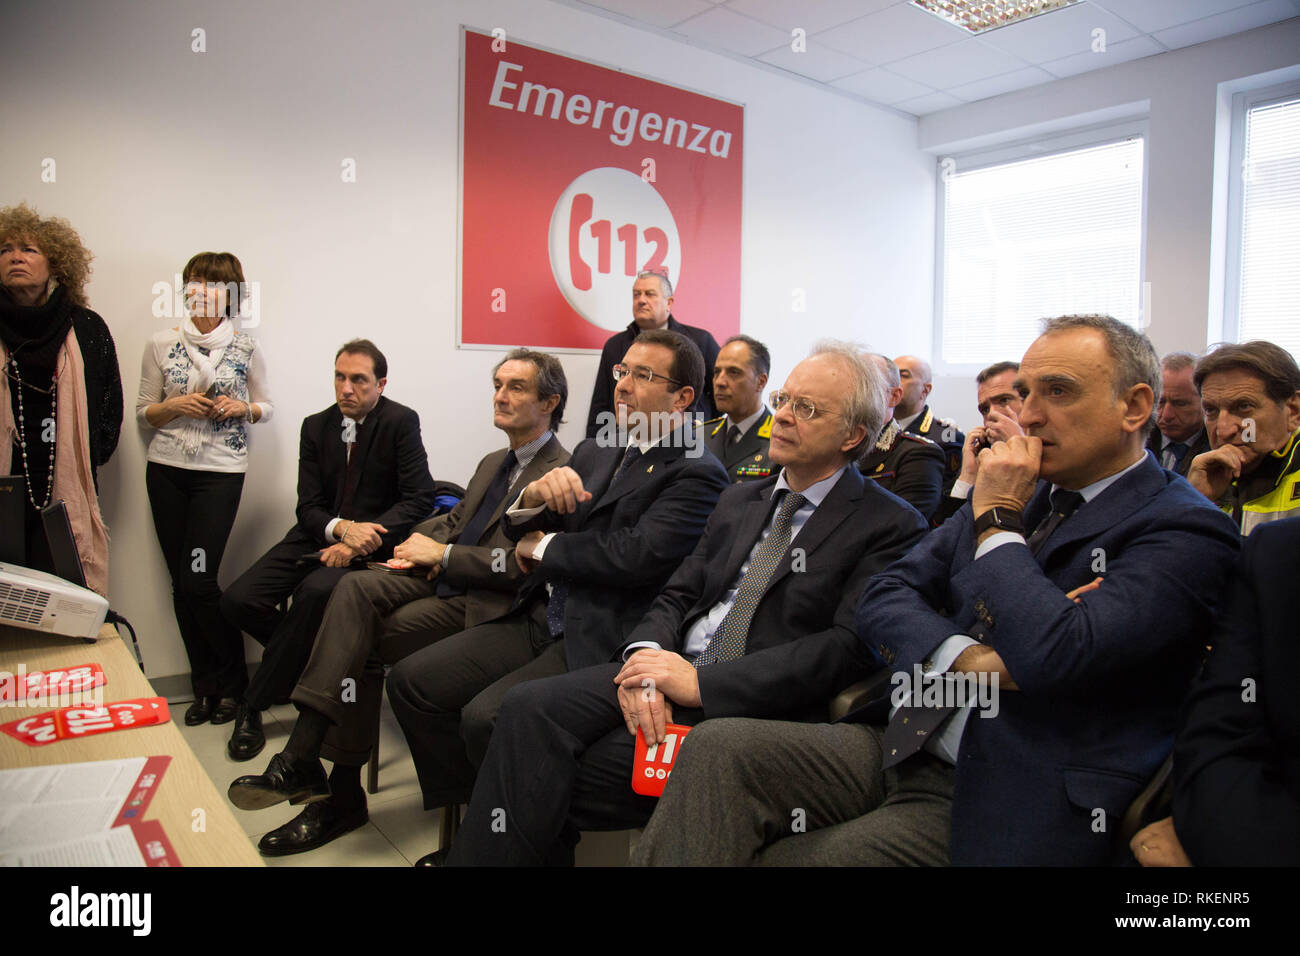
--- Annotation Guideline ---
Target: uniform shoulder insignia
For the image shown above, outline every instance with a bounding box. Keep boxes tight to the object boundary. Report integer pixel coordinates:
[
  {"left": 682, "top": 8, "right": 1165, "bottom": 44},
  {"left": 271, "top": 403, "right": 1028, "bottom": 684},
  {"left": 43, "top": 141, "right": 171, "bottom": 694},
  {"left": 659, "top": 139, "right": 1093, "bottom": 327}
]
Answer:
[
  {"left": 900, "top": 431, "right": 937, "bottom": 446},
  {"left": 702, "top": 416, "right": 725, "bottom": 436}
]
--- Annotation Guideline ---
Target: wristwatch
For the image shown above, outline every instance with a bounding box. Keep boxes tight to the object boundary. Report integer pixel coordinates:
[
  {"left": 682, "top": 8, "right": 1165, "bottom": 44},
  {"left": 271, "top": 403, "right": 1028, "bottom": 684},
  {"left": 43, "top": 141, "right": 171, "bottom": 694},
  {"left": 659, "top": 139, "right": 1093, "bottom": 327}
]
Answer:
[{"left": 973, "top": 507, "right": 1024, "bottom": 536}]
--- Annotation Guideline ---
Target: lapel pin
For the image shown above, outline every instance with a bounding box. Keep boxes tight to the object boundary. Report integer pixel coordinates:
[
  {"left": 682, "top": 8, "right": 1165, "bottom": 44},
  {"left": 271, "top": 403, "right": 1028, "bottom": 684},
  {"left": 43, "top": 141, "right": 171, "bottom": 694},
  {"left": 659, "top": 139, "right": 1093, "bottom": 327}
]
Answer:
[{"left": 646, "top": 464, "right": 654, "bottom": 474}]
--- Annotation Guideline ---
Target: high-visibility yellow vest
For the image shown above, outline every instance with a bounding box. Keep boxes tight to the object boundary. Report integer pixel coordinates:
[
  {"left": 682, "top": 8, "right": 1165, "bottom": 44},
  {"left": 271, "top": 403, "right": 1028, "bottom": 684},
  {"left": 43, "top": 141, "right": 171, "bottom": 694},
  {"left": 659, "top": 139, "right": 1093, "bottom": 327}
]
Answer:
[{"left": 1223, "top": 428, "right": 1300, "bottom": 536}]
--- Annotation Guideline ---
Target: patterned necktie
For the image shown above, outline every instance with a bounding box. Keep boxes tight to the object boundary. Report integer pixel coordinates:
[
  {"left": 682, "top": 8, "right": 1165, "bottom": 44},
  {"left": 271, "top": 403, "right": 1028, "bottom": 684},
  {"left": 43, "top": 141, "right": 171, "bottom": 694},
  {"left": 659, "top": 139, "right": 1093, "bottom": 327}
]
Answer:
[
  {"left": 611, "top": 444, "right": 643, "bottom": 484},
  {"left": 693, "top": 490, "right": 807, "bottom": 668},
  {"left": 436, "top": 451, "right": 516, "bottom": 599},
  {"left": 1025, "top": 489, "right": 1085, "bottom": 556},
  {"left": 545, "top": 446, "right": 642, "bottom": 637},
  {"left": 1162, "top": 441, "right": 1189, "bottom": 471},
  {"left": 882, "top": 488, "right": 1086, "bottom": 769}
]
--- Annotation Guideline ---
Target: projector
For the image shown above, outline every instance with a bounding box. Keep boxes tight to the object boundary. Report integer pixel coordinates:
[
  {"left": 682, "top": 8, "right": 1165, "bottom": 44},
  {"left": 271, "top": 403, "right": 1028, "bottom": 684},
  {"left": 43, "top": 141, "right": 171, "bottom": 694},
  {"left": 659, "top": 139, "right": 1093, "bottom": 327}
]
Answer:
[{"left": 0, "top": 563, "right": 108, "bottom": 640}]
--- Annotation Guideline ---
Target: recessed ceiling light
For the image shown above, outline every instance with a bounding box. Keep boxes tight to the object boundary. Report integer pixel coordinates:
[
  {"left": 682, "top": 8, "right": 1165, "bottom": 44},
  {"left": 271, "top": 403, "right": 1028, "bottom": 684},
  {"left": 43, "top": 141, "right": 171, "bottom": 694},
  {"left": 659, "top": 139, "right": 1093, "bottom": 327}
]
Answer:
[{"left": 911, "top": 0, "right": 1081, "bottom": 35}]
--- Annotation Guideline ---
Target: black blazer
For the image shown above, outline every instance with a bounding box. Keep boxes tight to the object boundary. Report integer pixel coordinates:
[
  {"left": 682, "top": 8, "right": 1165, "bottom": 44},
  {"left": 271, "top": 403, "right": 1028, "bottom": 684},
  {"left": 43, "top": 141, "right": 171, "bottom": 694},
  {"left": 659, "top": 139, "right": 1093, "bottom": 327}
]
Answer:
[
  {"left": 628, "top": 467, "right": 928, "bottom": 722},
  {"left": 860, "top": 426, "right": 945, "bottom": 521},
  {"left": 584, "top": 315, "right": 721, "bottom": 438},
  {"left": 294, "top": 395, "right": 436, "bottom": 558},
  {"left": 1146, "top": 427, "right": 1210, "bottom": 478},
  {"left": 1173, "top": 515, "right": 1300, "bottom": 865},
  {"left": 505, "top": 430, "right": 730, "bottom": 670}
]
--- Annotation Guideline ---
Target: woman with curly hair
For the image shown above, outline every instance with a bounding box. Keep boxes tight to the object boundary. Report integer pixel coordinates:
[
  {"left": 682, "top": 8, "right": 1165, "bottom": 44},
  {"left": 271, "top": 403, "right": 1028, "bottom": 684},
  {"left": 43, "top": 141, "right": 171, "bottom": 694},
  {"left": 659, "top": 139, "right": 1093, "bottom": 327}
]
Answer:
[
  {"left": 0, "top": 203, "right": 122, "bottom": 595},
  {"left": 137, "top": 252, "right": 274, "bottom": 725}
]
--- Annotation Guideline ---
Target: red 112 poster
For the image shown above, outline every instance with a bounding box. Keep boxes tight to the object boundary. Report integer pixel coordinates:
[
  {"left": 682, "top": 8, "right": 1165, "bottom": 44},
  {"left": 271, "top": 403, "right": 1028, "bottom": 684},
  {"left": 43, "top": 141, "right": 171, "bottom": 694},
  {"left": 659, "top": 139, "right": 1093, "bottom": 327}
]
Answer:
[{"left": 459, "top": 28, "right": 743, "bottom": 350}]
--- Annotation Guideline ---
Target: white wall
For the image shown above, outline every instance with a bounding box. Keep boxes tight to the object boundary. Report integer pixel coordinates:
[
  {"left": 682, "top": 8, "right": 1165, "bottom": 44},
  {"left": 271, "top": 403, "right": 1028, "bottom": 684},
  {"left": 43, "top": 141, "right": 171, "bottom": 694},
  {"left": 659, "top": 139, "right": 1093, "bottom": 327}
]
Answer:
[
  {"left": 1, "top": 0, "right": 933, "bottom": 681},
  {"left": 912, "top": 17, "right": 1300, "bottom": 433}
]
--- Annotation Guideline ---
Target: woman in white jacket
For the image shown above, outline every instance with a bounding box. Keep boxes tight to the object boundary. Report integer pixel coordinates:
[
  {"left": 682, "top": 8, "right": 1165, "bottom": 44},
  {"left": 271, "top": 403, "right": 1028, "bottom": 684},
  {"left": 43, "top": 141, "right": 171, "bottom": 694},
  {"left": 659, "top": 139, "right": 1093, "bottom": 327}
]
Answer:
[{"left": 138, "top": 252, "right": 272, "bottom": 727}]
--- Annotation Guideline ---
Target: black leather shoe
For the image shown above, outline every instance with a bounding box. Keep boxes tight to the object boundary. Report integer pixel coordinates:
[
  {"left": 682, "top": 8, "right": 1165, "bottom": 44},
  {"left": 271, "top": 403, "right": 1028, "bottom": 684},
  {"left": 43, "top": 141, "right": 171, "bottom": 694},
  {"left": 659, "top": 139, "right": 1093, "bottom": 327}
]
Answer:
[
  {"left": 257, "top": 798, "right": 368, "bottom": 856},
  {"left": 228, "top": 752, "right": 329, "bottom": 811},
  {"left": 226, "top": 702, "right": 265, "bottom": 761},
  {"left": 415, "top": 848, "right": 450, "bottom": 867},
  {"left": 209, "top": 697, "right": 239, "bottom": 725},
  {"left": 184, "top": 696, "right": 217, "bottom": 726}
]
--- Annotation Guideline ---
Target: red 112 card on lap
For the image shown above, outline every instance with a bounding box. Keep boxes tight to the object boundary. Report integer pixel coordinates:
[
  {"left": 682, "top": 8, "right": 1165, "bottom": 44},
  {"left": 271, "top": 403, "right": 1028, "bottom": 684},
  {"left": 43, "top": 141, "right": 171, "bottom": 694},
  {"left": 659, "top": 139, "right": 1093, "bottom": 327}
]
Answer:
[{"left": 632, "top": 723, "right": 693, "bottom": 797}]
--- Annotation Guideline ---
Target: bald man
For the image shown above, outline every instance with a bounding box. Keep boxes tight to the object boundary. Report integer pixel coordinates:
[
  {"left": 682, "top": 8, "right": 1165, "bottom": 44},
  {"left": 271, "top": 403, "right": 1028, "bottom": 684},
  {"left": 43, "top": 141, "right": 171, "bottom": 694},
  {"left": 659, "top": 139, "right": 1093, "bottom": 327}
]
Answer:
[
  {"left": 860, "top": 355, "right": 945, "bottom": 521},
  {"left": 895, "top": 355, "right": 964, "bottom": 499}
]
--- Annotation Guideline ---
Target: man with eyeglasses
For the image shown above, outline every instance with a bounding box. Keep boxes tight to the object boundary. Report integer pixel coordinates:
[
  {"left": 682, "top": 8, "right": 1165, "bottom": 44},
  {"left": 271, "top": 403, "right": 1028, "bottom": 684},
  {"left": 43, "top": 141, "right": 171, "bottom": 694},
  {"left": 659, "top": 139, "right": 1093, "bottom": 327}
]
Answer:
[
  {"left": 584, "top": 271, "right": 720, "bottom": 438},
  {"left": 385, "top": 329, "right": 728, "bottom": 864},
  {"left": 437, "top": 342, "right": 928, "bottom": 865},
  {"left": 633, "top": 315, "right": 1240, "bottom": 866}
]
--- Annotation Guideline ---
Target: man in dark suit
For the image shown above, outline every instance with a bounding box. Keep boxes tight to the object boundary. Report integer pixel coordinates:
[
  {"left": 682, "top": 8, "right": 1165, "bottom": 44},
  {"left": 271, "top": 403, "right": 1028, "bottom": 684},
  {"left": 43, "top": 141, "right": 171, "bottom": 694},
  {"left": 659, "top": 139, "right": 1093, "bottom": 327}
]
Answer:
[
  {"left": 1146, "top": 351, "right": 1209, "bottom": 476},
  {"left": 382, "top": 329, "right": 728, "bottom": 840},
  {"left": 227, "top": 349, "right": 569, "bottom": 853},
  {"left": 634, "top": 315, "right": 1241, "bottom": 866},
  {"left": 585, "top": 271, "right": 720, "bottom": 437},
  {"left": 860, "top": 354, "right": 945, "bottom": 521},
  {"left": 443, "top": 342, "right": 928, "bottom": 865},
  {"left": 702, "top": 334, "right": 774, "bottom": 484},
  {"left": 895, "top": 355, "right": 964, "bottom": 494},
  {"left": 219, "top": 339, "right": 436, "bottom": 761},
  {"left": 1130, "top": 516, "right": 1300, "bottom": 866},
  {"left": 1168, "top": 516, "right": 1300, "bottom": 865}
]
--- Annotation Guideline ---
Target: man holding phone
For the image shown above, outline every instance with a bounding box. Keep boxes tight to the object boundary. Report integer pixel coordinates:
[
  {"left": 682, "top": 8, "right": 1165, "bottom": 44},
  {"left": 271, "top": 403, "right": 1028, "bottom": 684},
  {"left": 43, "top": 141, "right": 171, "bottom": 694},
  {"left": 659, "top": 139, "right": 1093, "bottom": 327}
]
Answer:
[{"left": 934, "top": 361, "right": 1024, "bottom": 523}]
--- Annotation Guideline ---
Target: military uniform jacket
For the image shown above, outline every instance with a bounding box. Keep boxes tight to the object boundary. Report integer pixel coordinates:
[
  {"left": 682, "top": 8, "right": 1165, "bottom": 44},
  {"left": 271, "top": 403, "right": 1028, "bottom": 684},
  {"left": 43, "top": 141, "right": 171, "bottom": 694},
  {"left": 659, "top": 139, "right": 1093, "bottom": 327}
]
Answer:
[
  {"left": 904, "top": 405, "right": 964, "bottom": 496},
  {"left": 859, "top": 418, "right": 945, "bottom": 521},
  {"left": 702, "top": 409, "right": 776, "bottom": 484}
]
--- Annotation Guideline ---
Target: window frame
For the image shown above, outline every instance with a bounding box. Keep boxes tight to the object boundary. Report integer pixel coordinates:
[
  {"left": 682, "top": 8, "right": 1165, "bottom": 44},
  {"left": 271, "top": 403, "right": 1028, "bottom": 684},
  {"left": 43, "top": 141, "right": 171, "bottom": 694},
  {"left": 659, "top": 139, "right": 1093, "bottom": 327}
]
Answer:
[
  {"left": 932, "top": 119, "right": 1150, "bottom": 376},
  {"left": 1221, "top": 78, "right": 1300, "bottom": 347}
]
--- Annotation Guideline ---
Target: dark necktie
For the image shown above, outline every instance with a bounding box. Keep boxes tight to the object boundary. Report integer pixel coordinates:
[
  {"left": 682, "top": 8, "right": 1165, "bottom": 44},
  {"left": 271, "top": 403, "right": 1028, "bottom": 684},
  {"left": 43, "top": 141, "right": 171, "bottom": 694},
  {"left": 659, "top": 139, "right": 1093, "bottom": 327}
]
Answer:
[
  {"left": 693, "top": 490, "right": 807, "bottom": 667},
  {"left": 1025, "top": 489, "right": 1085, "bottom": 556},
  {"left": 727, "top": 425, "right": 742, "bottom": 446},
  {"left": 610, "top": 444, "right": 643, "bottom": 485},
  {"left": 1163, "top": 441, "right": 1189, "bottom": 471},
  {"left": 338, "top": 421, "right": 363, "bottom": 519},
  {"left": 545, "top": 445, "right": 642, "bottom": 637},
  {"left": 882, "top": 488, "right": 1086, "bottom": 769},
  {"left": 436, "top": 451, "right": 517, "bottom": 598}
]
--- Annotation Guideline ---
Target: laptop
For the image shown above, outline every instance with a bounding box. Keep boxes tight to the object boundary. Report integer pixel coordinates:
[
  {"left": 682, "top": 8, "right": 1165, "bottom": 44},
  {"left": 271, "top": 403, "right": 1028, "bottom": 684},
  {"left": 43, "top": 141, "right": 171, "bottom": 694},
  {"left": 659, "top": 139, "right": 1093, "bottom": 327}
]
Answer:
[{"left": 40, "top": 500, "right": 88, "bottom": 589}]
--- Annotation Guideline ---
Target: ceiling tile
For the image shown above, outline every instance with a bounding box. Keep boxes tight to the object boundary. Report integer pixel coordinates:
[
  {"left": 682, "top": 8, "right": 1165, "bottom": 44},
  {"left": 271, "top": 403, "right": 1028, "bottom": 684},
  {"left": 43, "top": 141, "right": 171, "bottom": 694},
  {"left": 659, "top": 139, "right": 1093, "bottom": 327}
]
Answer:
[
  {"left": 976, "top": 1, "right": 1141, "bottom": 63},
  {"left": 893, "top": 89, "right": 966, "bottom": 115},
  {"left": 758, "top": 41, "right": 874, "bottom": 82},
  {"left": 672, "top": 4, "right": 792, "bottom": 55},
  {"left": 1039, "top": 33, "right": 1164, "bottom": 76},
  {"left": 830, "top": 66, "right": 937, "bottom": 103},
  {"left": 725, "top": 0, "right": 896, "bottom": 36},
  {"left": 816, "top": 2, "right": 967, "bottom": 63},
  {"left": 1089, "top": 0, "right": 1259, "bottom": 34},
  {"left": 1151, "top": 0, "right": 1300, "bottom": 49},
  {"left": 575, "top": 0, "right": 715, "bottom": 30},
  {"left": 887, "top": 36, "right": 1031, "bottom": 87},
  {"left": 946, "top": 65, "right": 1058, "bottom": 101}
]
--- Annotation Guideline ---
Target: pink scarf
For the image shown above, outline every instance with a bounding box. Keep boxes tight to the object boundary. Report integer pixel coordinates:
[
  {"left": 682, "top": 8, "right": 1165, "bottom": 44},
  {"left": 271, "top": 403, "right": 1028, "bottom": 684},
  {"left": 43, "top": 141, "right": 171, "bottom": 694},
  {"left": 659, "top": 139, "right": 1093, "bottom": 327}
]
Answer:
[{"left": 0, "top": 329, "right": 110, "bottom": 596}]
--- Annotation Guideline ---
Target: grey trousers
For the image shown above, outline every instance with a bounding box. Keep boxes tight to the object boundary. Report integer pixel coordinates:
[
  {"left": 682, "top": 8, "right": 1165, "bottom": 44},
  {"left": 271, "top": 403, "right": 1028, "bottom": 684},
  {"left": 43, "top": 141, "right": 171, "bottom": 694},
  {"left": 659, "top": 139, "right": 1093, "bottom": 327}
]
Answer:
[
  {"left": 290, "top": 569, "right": 469, "bottom": 765},
  {"left": 630, "top": 718, "right": 953, "bottom": 866}
]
